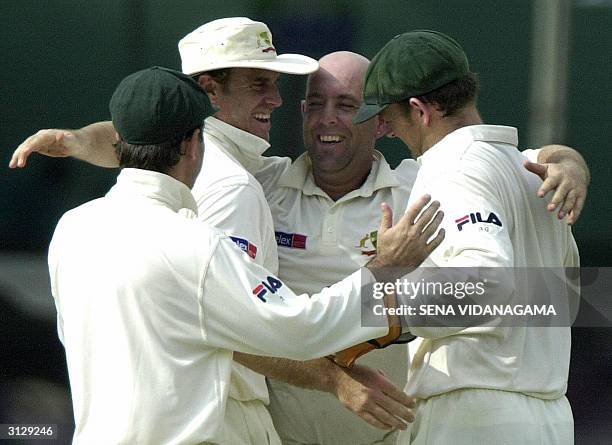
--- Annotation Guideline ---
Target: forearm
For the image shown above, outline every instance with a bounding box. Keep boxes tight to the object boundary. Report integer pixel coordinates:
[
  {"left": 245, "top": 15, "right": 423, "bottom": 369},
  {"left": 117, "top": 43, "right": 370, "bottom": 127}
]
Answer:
[
  {"left": 537, "top": 144, "right": 590, "bottom": 185},
  {"left": 233, "top": 352, "right": 339, "bottom": 393},
  {"left": 72, "top": 121, "right": 119, "bottom": 167}
]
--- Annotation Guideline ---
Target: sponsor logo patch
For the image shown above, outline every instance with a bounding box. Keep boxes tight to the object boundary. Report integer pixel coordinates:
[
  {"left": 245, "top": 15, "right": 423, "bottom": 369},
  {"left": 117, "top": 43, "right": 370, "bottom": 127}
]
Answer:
[
  {"left": 455, "top": 212, "right": 503, "bottom": 232},
  {"left": 230, "top": 236, "right": 258, "bottom": 259},
  {"left": 252, "top": 276, "right": 284, "bottom": 303},
  {"left": 275, "top": 231, "right": 307, "bottom": 249}
]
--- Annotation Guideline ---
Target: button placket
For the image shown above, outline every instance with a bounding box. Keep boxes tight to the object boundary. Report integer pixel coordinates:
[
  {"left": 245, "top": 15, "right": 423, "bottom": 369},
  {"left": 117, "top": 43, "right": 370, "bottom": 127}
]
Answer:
[{"left": 322, "top": 204, "right": 339, "bottom": 244}]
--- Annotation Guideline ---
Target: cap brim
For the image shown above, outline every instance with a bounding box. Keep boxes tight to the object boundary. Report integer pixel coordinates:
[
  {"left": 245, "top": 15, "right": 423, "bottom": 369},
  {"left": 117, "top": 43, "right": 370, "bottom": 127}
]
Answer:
[
  {"left": 187, "top": 54, "right": 319, "bottom": 76},
  {"left": 353, "top": 103, "right": 388, "bottom": 124}
]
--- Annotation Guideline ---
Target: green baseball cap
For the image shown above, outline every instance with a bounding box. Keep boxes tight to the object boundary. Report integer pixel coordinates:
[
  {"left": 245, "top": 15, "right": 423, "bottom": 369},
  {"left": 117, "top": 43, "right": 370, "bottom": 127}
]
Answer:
[
  {"left": 354, "top": 30, "right": 469, "bottom": 123},
  {"left": 109, "top": 66, "right": 213, "bottom": 145}
]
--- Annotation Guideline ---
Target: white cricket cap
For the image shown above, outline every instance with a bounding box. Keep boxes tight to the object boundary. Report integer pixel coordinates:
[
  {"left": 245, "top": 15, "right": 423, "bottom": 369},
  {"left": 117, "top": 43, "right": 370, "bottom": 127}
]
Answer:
[{"left": 178, "top": 17, "right": 319, "bottom": 76}]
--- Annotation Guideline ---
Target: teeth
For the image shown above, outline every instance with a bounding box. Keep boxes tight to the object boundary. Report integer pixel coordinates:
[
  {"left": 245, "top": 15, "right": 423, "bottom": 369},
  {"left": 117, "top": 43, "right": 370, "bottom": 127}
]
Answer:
[
  {"left": 319, "top": 135, "right": 342, "bottom": 142},
  {"left": 253, "top": 113, "right": 271, "bottom": 120}
]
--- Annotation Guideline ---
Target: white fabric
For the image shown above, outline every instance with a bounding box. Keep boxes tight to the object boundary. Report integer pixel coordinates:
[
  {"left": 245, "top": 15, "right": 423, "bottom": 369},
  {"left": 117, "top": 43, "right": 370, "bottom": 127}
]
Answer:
[
  {"left": 221, "top": 398, "right": 281, "bottom": 445},
  {"left": 252, "top": 151, "right": 417, "bottom": 444},
  {"left": 251, "top": 145, "right": 544, "bottom": 445},
  {"left": 397, "top": 388, "right": 573, "bottom": 445},
  {"left": 49, "top": 168, "right": 386, "bottom": 444},
  {"left": 179, "top": 17, "right": 318, "bottom": 75},
  {"left": 400, "top": 125, "right": 578, "bottom": 440},
  {"left": 193, "top": 116, "right": 278, "bottom": 403}
]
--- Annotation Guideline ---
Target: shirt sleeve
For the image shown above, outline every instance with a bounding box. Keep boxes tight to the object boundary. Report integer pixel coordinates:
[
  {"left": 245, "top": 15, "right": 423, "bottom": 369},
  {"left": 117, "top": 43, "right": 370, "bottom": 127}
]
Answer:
[
  {"left": 428, "top": 168, "right": 514, "bottom": 268},
  {"left": 198, "top": 236, "right": 386, "bottom": 360},
  {"left": 194, "top": 181, "right": 278, "bottom": 273},
  {"left": 405, "top": 163, "right": 516, "bottom": 338},
  {"left": 520, "top": 148, "right": 540, "bottom": 163}
]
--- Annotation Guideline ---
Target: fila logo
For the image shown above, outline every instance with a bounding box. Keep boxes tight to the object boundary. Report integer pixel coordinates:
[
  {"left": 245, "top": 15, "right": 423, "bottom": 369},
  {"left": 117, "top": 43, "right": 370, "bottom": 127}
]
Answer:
[
  {"left": 252, "top": 276, "right": 284, "bottom": 303},
  {"left": 230, "top": 236, "right": 258, "bottom": 259},
  {"left": 455, "top": 212, "right": 502, "bottom": 231}
]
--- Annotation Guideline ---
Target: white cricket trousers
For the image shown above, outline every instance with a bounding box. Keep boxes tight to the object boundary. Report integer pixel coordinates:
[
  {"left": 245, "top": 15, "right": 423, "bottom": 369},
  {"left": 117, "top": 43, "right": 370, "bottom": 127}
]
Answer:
[
  {"left": 216, "top": 397, "right": 282, "bottom": 445},
  {"left": 396, "top": 388, "right": 573, "bottom": 445}
]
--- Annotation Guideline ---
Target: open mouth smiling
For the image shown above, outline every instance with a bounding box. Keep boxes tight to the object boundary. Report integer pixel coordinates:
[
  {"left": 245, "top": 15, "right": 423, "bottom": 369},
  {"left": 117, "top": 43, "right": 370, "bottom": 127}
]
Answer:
[
  {"left": 318, "top": 135, "right": 345, "bottom": 144},
  {"left": 253, "top": 113, "right": 271, "bottom": 123}
]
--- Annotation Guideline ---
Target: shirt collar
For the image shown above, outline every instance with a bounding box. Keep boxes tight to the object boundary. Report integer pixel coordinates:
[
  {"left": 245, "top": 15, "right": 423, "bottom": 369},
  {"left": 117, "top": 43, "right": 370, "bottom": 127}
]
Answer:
[
  {"left": 418, "top": 125, "right": 518, "bottom": 168},
  {"left": 277, "top": 150, "right": 400, "bottom": 200},
  {"left": 107, "top": 168, "right": 198, "bottom": 215},
  {"left": 204, "top": 116, "right": 270, "bottom": 171}
]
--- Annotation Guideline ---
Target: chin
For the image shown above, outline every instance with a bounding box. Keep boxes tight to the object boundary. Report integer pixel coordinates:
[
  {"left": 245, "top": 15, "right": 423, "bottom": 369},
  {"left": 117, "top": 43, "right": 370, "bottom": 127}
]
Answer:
[{"left": 253, "top": 130, "right": 270, "bottom": 141}]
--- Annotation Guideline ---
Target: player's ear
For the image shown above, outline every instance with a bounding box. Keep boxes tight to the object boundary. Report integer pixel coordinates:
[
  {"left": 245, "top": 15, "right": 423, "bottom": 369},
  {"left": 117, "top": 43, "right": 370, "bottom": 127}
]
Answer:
[
  {"left": 184, "top": 128, "right": 201, "bottom": 161},
  {"left": 198, "top": 75, "right": 221, "bottom": 106},
  {"left": 300, "top": 99, "right": 306, "bottom": 117},
  {"left": 375, "top": 116, "right": 390, "bottom": 140},
  {"left": 408, "top": 97, "right": 432, "bottom": 127}
]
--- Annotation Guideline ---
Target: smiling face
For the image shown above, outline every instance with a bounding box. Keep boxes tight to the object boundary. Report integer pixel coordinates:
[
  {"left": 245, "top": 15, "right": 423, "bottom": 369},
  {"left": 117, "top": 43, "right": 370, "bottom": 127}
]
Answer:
[
  {"left": 210, "top": 68, "right": 282, "bottom": 141},
  {"left": 302, "top": 52, "right": 378, "bottom": 177}
]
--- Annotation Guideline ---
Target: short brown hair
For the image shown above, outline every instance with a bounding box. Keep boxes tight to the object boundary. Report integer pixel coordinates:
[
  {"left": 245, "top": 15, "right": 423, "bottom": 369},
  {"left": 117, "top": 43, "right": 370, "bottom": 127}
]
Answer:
[
  {"left": 194, "top": 68, "right": 232, "bottom": 93},
  {"left": 403, "top": 72, "right": 479, "bottom": 117},
  {"left": 114, "top": 125, "right": 202, "bottom": 174}
]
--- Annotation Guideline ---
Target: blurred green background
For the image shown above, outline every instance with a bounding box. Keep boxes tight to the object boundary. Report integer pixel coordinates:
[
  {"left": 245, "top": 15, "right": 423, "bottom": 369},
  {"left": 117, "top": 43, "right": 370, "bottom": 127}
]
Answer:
[
  {"left": 2, "top": 0, "right": 610, "bottom": 263},
  {"left": 1, "top": 1, "right": 610, "bottom": 443}
]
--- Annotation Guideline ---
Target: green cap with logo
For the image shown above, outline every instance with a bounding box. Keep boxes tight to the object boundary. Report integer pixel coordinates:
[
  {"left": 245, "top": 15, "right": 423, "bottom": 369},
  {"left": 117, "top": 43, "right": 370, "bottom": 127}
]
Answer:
[
  {"left": 354, "top": 30, "right": 469, "bottom": 123},
  {"left": 109, "top": 66, "right": 213, "bottom": 145}
]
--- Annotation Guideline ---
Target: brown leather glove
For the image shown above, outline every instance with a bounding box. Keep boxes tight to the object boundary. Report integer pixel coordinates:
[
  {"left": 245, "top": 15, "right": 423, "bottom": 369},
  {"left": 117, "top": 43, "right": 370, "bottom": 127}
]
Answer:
[{"left": 327, "top": 291, "right": 414, "bottom": 368}]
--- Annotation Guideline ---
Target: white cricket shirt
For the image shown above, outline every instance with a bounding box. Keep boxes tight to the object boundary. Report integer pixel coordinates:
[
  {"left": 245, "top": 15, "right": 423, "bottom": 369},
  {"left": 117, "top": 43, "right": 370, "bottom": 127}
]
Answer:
[
  {"left": 403, "top": 125, "right": 579, "bottom": 400},
  {"left": 252, "top": 151, "right": 418, "bottom": 444},
  {"left": 49, "top": 169, "right": 386, "bottom": 444},
  {"left": 192, "top": 116, "right": 278, "bottom": 403}
]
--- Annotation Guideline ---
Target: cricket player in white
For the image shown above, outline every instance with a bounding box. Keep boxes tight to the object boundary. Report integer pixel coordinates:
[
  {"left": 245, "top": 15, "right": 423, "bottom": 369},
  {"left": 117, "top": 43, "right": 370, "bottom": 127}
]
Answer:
[
  {"left": 236, "top": 51, "right": 587, "bottom": 445},
  {"left": 11, "top": 33, "right": 588, "bottom": 445},
  {"left": 354, "top": 30, "right": 580, "bottom": 444},
  {"left": 49, "top": 66, "right": 444, "bottom": 444}
]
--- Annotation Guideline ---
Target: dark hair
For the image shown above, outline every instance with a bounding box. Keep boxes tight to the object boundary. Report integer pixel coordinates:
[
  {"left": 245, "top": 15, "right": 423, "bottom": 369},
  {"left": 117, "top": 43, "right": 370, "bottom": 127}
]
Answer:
[
  {"left": 194, "top": 68, "right": 232, "bottom": 93},
  {"left": 114, "top": 125, "right": 202, "bottom": 174},
  {"left": 404, "top": 72, "right": 479, "bottom": 117}
]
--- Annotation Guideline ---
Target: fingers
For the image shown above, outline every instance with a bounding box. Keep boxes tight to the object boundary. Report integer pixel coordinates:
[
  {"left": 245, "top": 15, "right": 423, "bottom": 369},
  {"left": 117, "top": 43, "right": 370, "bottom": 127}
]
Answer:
[
  {"left": 558, "top": 189, "right": 578, "bottom": 220},
  {"left": 413, "top": 200, "right": 441, "bottom": 232},
  {"left": 9, "top": 135, "right": 38, "bottom": 168},
  {"left": 523, "top": 160, "right": 548, "bottom": 181},
  {"left": 567, "top": 194, "right": 586, "bottom": 225},
  {"left": 355, "top": 393, "right": 410, "bottom": 430},
  {"left": 538, "top": 174, "right": 560, "bottom": 199},
  {"left": 375, "top": 395, "right": 415, "bottom": 426},
  {"left": 404, "top": 194, "right": 431, "bottom": 224},
  {"left": 413, "top": 201, "right": 445, "bottom": 252},
  {"left": 376, "top": 379, "right": 416, "bottom": 410},
  {"left": 9, "top": 130, "right": 69, "bottom": 169},
  {"left": 420, "top": 208, "right": 444, "bottom": 240},
  {"left": 546, "top": 181, "right": 571, "bottom": 215},
  {"left": 425, "top": 228, "right": 445, "bottom": 252},
  {"left": 378, "top": 202, "right": 394, "bottom": 236},
  {"left": 360, "top": 411, "right": 394, "bottom": 430}
]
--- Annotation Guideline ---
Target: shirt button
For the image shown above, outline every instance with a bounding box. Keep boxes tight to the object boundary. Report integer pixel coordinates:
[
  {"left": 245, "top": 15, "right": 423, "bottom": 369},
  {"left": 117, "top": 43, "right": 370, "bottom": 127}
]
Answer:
[{"left": 327, "top": 227, "right": 334, "bottom": 233}]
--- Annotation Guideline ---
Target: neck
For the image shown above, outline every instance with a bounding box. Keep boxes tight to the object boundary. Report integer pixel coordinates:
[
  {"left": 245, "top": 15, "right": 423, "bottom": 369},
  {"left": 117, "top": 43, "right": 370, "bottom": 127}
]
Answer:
[
  {"left": 167, "top": 163, "right": 198, "bottom": 189},
  {"left": 418, "top": 106, "right": 483, "bottom": 156},
  {"left": 313, "top": 167, "right": 371, "bottom": 201}
]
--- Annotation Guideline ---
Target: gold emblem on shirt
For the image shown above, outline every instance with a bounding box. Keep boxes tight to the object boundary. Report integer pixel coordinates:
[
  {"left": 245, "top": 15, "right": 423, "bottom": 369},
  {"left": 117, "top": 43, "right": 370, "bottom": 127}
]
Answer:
[{"left": 356, "top": 230, "right": 377, "bottom": 256}]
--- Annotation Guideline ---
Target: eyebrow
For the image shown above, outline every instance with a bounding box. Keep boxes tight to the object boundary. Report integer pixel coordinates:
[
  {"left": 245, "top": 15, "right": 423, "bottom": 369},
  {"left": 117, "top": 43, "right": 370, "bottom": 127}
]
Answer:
[{"left": 306, "top": 92, "right": 360, "bottom": 102}]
